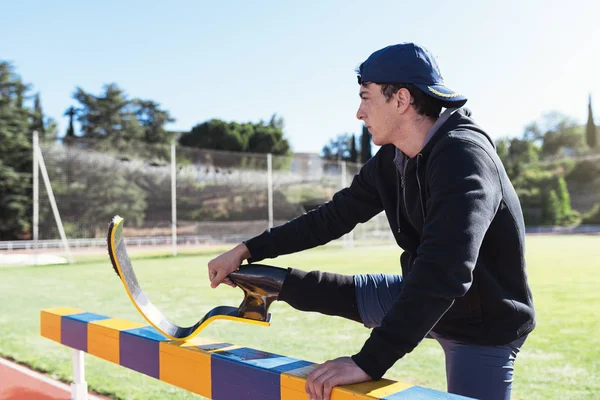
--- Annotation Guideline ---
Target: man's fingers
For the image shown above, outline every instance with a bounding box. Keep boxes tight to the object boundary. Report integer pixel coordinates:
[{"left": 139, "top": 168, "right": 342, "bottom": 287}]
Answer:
[
  {"left": 209, "top": 270, "right": 238, "bottom": 289},
  {"left": 322, "top": 374, "right": 344, "bottom": 400},
  {"left": 306, "top": 367, "right": 320, "bottom": 399},
  {"left": 305, "top": 357, "right": 371, "bottom": 400},
  {"left": 210, "top": 270, "right": 226, "bottom": 288},
  {"left": 223, "top": 277, "right": 236, "bottom": 288},
  {"left": 306, "top": 364, "right": 330, "bottom": 400},
  {"left": 208, "top": 269, "right": 215, "bottom": 285},
  {"left": 314, "top": 370, "right": 337, "bottom": 400}
]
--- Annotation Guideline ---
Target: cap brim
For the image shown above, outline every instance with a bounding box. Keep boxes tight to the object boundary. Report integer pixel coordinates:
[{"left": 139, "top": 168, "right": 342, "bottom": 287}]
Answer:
[{"left": 415, "top": 83, "right": 467, "bottom": 108}]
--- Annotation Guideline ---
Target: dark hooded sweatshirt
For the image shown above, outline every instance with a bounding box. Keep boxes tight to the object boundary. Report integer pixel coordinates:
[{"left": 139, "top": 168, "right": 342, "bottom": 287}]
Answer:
[{"left": 244, "top": 108, "right": 536, "bottom": 380}]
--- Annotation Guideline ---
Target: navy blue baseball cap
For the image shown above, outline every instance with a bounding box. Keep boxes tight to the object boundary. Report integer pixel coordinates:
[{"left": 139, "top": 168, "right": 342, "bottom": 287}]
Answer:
[{"left": 357, "top": 42, "right": 467, "bottom": 108}]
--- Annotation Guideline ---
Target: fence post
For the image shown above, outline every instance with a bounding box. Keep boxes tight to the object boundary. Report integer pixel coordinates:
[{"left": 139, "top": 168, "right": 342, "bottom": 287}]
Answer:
[
  {"left": 33, "top": 131, "right": 39, "bottom": 266},
  {"left": 340, "top": 161, "right": 354, "bottom": 248},
  {"left": 171, "top": 143, "right": 177, "bottom": 256},
  {"left": 35, "top": 144, "right": 73, "bottom": 263},
  {"left": 267, "top": 153, "right": 273, "bottom": 229},
  {"left": 71, "top": 349, "right": 88, "bottom": 400}
]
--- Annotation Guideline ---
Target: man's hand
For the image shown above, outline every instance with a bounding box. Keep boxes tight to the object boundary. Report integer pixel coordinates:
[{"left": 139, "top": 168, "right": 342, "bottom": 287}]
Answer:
[
  {"left": 305, "top": 356, "right": 372, "bottom": 400},
  {"left": 207, "top": 243, "right": 251, "bottom": 288}
]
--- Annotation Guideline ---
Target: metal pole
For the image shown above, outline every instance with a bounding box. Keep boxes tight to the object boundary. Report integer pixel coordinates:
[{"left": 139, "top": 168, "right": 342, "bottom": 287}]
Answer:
[
  {"left": 71, "top": 349, "right": 88, "bottom": 400},
  {"left": 267, "top": 153, "right": 273, "bottom": 229},
  {"left": 171, "top": 143, "right": 177, "bottom": 256},
  {"left": 340, "top": 161, "right": 354, "bottom": 247},
  {"left": 36, "top": 146, "right": 73, "bottom": 263},
  {"left": 33, "top": 131, "right": 39, "bottom": 266}
]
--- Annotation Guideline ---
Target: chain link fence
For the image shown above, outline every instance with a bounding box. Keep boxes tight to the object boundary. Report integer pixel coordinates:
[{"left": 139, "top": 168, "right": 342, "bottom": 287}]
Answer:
[{"left": 31, "top": 138, "right": 394, "bottom": 254}]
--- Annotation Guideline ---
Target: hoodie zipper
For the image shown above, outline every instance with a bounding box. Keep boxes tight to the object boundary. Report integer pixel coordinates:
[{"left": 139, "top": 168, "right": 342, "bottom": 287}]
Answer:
[
  {"left": 396, "top": 168, "right": 402, "bottom": 233},
  {"left": 415, "top": 153, "right": 426, "bottom": 223},
  {"left": 397, "top": 154, "right": 426, "bottom": 233},
  {"left": 402, "top": 156, "right": 417, "bottom": 230}
]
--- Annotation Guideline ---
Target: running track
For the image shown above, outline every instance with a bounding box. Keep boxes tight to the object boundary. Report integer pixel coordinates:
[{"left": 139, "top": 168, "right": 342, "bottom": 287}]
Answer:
[{"left": 0, "top": 357, "right": 107, "bottom": 400}]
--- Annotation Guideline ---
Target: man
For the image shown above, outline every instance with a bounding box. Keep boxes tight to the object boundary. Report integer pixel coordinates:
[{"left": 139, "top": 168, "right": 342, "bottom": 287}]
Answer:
[{"left": 208, "top": 42, "right": 535, "bottom": 400}]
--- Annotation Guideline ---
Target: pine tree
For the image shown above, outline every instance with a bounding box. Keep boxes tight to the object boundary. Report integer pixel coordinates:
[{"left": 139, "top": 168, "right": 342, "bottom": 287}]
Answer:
[
  {"left": 31, "top": 93, "right": 45, "bottom": 138},
  {"left": 64, "top": 106, "right": 77, "bottom": 138},
  {"left": 586, "top": 94, "right": 597, "bottom": 149},
  {"left": 349, "top": 134, "right": 358, "bottom": 162},
  {"left": 0, "top": 61, "right": 34, "bottom": 239},
  {"left": 360, "top": 125, "right": 372, "bottom": 163}
]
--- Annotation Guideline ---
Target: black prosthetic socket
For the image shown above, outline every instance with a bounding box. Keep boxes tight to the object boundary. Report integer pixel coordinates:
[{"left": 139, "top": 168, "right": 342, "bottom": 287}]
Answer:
[
  {"left": 278, "top": 268, "right": 361, "bottom": 323},
  {"left": 228, "top": 264, "right": 287, "bottom": 321}
]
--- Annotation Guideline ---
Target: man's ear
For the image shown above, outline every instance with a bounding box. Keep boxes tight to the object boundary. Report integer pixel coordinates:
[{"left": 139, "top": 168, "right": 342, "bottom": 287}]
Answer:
[{"left": 396, "top": 88, "right": 412, "bottom": 113}]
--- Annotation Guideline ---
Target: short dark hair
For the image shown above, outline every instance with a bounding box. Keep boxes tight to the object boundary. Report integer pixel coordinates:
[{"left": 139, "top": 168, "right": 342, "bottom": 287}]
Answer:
[{"left": 380, "top": 83, "right": 443, "bottom": 119}]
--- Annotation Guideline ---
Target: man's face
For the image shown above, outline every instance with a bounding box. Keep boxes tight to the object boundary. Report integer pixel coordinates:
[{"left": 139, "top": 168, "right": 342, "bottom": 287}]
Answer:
[{"left": 355, "top": 83, "right": 398, "bottom": 146}]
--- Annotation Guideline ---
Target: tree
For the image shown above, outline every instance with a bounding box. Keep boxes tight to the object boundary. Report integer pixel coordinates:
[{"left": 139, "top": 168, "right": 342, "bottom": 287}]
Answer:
[
  {"left": 180, "top": 119, "right": 248, "bottom": 151},
  {"left": 133, "top": 99, "right": 176, "bottom": 144},
  {"left": 249, "top": 119, "right": 290, "bottom": 155},
  {"left": 30, "top": 93, "right": 57, "bottom": 140},
  {"left": 586, "top": 94, "right": 597, "bottom": 149},
  {"left": 349, "top": 134, "right": 358, "bottom": 163},
  {"left": 542, "top": 125, "right": 586, "bottom": 157},
  {"left": 73, "top": 83, "right": 143, "bottom": 141},
  {"left": 539, "top": 177, "right": 577, "bottom": 226},
  {"left": 322, "top": 133, "right": 355, "bottom": 161},
  {"left": 522, "top": 121, "right": 543, "bottom": 144},
  {"left": 72, "top": 83, "right": 174, "bottom": 145},
  {"left": 64, "top": 106, "right": 77, "bottom": 138},
  {"left": 536, "top": 112, "right": 586, "bottom": 157},
  {"left": 31, "top": 93, "right": 45, "bottom": 138},
  {"left": 360, "top": 124, "right": 372, "bottom": 163},
  {"left": 0, "top": 61, "right": 33, "bottom": 239},
  {"left": 556, "top": 176, "right": 574, "bottom": 224},
  {"left": 268, "top": 113, "right": 284, "bottom": 130},
  {"left": 542, "top": 189, "right": 561, "bottom": 225},
  {"left": 502, "top": 138, "right": 540, "bottom": 180},
  {"left": 179, "top": 114, "right": 290, "bottom": 156},
  {"left": 496, "top": 139, "right": 509, "bottom": 166}
]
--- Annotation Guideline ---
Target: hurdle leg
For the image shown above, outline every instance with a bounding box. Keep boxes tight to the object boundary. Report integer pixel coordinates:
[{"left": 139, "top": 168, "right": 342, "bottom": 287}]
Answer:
[{"left": 71, "top": 349, "right": 88, "bottom": 400}]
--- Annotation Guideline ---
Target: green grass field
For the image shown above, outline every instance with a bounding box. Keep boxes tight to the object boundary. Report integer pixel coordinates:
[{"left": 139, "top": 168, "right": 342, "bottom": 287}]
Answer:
[{"left": 0, "top": 236, "right": 599, "bottom": 399}]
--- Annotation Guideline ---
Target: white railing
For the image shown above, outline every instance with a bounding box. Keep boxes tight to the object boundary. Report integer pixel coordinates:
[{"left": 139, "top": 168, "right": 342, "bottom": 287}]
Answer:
[
  {"left": 525, "top": 224, "right": 600, "bottom": 234},
  {"left": 0, "top": 235, "right": 216, "bottom": 251},
  {"left": 3, "top": 224, "right": 598, "bottom": 252}
]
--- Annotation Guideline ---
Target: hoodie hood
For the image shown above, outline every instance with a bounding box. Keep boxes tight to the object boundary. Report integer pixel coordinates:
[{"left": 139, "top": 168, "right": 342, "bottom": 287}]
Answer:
[
  {"left": 425, "top": 108, "right": 496, "bottom": 153},
  {"left": 394, "top": 108, "right": 494, "bottom": 172}
]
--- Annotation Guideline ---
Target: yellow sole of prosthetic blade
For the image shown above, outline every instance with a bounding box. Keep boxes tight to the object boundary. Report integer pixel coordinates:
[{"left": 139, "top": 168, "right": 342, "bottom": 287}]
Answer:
[{"left": 107, "top": 215, "right": 269, "bottom": 341}]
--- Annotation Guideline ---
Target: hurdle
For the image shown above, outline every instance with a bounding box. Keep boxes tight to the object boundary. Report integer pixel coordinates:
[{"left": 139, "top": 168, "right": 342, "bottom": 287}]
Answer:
[{"left": 40, "top": 307, "right": 473, "bottom": 399}]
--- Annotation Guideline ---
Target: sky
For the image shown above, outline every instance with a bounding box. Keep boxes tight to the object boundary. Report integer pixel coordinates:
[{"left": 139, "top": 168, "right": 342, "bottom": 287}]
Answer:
[{"left": 2, "top": 0, "right": 599, "bottom": 154}]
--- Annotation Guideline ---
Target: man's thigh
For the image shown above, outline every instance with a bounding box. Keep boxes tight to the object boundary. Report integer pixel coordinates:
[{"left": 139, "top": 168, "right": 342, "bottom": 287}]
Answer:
[{"left": 432, "top": 333, "right": 528, "bottom": 400}]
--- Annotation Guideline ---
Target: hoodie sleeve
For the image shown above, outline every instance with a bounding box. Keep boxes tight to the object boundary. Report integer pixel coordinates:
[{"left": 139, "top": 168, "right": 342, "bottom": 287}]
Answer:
[
  {"left": 352, "top": 139, "right": 502, "bottom": 380},
  {"left": 244, "top": 151, "right": 385, "bottom": 263}
]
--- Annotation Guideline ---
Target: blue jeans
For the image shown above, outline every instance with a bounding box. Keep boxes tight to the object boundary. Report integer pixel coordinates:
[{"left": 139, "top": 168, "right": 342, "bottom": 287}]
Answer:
[{"left": 354, "top": 273, "right": 527, "bottom": 400}]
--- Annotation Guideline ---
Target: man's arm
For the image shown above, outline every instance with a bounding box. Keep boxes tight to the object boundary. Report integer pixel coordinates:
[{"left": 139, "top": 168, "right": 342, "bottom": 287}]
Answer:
[
  {"left": 244, "top": 152, "right": 384, "bottom": 263},
  {"left": 208, "top": 150, "right": 385, "bottom": 288},
  {"left": 352, "top": 140, "right": 502, "bottom": 380}
]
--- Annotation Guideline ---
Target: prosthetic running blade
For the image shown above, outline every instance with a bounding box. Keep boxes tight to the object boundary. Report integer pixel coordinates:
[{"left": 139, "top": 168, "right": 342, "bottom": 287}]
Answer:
[{"left": 107, "top": 215, "right": 270, "bottom": 341}]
